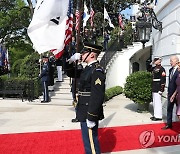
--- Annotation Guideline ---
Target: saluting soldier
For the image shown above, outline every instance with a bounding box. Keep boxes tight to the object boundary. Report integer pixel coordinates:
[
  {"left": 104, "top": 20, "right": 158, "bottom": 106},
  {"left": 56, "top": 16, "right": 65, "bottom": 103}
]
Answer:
[
  {"left": 72, "top": 42, "right": 105, "bottom": 154},
  {"left": 151, "top": 57, "right": 166, "bottom": 121},
  {"left": 39, "top": 56, "right": 50, "bottom": 103}
]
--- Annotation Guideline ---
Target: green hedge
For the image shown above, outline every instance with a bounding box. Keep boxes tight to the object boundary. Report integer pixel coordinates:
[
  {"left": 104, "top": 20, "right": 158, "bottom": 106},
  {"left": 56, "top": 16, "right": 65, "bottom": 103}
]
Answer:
[
  {"left": 0, "top": 76, "right": 41, "bottom": 99},
  {"left": 124, "top": 71, "right": 152, "bottom": 104},
  {"left": 105, "top": 86, "right": 123, "bottom": 101}
]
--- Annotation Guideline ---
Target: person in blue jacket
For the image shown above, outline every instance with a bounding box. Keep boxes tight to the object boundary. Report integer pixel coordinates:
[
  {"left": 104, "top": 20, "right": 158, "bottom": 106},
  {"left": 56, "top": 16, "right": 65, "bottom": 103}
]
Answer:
[{"left": 39, "top": 55, "right": 50, "bottom": 103}]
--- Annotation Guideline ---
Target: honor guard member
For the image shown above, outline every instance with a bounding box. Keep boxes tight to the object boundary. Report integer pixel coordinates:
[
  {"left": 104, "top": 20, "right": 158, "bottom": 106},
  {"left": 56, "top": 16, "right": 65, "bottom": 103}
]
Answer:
[
  {"left": 48, "top": 53, "right": 56, "bottom": 91},
  {"left": 76, "top": 42, "right": 105, "bottom": 154},
  {"left": 39, "top": 55, "right": 50, "bottom": 103},
  {"left": 151, "top": 57, "right": 166, "bottom": 121}
]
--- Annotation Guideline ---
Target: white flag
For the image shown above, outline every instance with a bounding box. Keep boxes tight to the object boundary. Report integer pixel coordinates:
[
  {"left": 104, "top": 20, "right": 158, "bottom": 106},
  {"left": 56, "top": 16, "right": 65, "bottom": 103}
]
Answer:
[
  {"left": 104, "top": 7, "right": 115, "bottom": 28},
  {"left": 27, "top": 0, "right": 69, "bottom": 53},
  {"left": 83, "top": 3, "right": 90, "bottom": 28}
]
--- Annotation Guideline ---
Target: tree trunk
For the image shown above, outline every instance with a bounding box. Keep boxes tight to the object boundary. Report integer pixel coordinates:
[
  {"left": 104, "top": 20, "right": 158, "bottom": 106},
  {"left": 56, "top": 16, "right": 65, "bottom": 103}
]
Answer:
[{"left": 27, "top": 0, "right": 34, "bottom": 17}]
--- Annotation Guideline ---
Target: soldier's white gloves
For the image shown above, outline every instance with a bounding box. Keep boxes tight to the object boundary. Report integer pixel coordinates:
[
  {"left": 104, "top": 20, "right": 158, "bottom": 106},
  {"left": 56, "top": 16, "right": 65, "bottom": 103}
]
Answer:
[
  {"left": 158, "top": 91, "right": 162, "bottom": 95},
  {"left": 86, "top": 119, "right": 96, "bottom": 128},
  {"left": 68, "top": 53, "right": 81, "bottom": 64},
  {"left": 39, "top": 59, "right": 42, "bottom": 63}
]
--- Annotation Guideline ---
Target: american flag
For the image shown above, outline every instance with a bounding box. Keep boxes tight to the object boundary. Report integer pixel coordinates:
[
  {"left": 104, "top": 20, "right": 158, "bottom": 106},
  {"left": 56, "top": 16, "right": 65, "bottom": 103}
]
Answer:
[
  {"left": 90, "top": 6, "right": 95, "bottom": 27},
  {"left": 75, "top": 9, "right": 80, "bottom": 30},
  {"left": 118, "top": 13, "right": 124, "bottom": 30},
  {"left": 51, "top": 0, "right": 73, "bottom": 58}
]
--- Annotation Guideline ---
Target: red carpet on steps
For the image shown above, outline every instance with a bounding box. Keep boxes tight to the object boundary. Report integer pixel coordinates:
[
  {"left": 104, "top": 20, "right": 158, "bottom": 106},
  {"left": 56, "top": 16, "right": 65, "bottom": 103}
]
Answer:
[{"left": 0, "top": 122, "right": 180, "bottom": 154}]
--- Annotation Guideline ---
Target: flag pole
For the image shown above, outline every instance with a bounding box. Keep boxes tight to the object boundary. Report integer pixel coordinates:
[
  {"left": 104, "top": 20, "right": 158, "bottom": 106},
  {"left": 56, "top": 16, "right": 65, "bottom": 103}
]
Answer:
[
  {"left": 40, "top": 53, "right": 42, "bottom": 74},
  {"left": 74, "top": 0, "right": 83, "bottom": 103}
]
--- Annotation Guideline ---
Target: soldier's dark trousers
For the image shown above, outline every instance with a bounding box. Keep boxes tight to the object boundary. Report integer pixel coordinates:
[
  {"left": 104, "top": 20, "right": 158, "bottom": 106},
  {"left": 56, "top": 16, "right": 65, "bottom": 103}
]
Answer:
[
  {"left": 80, "top": 122, "right": 100, "bottom": 154},
  {"left": 42, "top": 81, "right": 49, "bottom": 102}
]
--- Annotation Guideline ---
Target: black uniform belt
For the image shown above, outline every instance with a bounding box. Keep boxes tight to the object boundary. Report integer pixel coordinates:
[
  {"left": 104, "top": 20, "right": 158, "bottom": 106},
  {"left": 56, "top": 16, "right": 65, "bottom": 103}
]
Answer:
[
  {"left": 153, "top": 79, "right": 160, "bottom": 81},
  {"left": 78, "top": 91, "right": 91, "bottom": 96}
]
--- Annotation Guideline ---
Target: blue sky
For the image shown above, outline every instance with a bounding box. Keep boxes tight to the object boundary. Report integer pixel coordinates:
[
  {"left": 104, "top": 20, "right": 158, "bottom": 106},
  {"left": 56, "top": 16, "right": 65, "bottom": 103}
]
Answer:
[{"left": 121, "top": 6, "right": 132, "bottom": 19}]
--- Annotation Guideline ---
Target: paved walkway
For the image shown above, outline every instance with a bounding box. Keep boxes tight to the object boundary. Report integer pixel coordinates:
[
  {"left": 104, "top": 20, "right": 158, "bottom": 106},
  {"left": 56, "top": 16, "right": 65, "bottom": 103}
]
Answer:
[{"left": 0, "top": 75, "right": 180, "bottom": 153}]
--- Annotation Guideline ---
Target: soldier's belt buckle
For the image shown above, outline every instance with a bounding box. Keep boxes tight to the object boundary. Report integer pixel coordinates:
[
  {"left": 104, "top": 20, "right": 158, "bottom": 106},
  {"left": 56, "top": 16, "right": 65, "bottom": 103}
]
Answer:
[
  {"left": 78, "top": 91, "right": 91, "bottom": 96},
  {"left": 153, "top": 79, "right": 161, "bottom": 81}
]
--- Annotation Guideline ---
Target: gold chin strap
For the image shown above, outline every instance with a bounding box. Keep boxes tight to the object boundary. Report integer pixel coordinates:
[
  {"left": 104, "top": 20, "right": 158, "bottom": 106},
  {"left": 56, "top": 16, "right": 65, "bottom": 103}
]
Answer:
[{"left": 83, "top": 51, "right": 91, "bottom": 62}]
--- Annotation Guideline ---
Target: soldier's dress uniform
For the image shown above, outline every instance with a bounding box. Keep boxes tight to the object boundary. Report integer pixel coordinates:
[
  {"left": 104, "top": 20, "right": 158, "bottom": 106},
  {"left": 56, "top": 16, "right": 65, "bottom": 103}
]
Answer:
[
  {"left": 152, "top": 62, "right": 166, "bottom": 120},
  {"left": 39, "top": 56, "right": 50, "bottom": 102},
  {"left": 76, "top": 43, "right": 105, "bottom": 154}
]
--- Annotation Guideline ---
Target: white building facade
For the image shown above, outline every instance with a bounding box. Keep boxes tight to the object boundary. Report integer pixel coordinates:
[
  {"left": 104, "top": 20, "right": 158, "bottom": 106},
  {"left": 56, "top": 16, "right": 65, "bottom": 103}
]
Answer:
[
  {"left": 105, "top": 0, "right": 180, "bottom": 120},
  {"left": 152, "top": 0, "right": 180, "bottom": 121}
]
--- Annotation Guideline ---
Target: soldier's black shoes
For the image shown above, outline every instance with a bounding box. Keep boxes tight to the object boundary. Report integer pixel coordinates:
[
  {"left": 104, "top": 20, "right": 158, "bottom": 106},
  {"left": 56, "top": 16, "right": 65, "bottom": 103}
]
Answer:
[
  {"left": 150, "top": 116, "right": 162, "bottom": 121},
  {"left": 150, "top": 117, "right": 155, "bottom": 120},
  {"left": 161, "top": 125, "right": 172, "bottom": 130},
  {"left": 71, "top": 118, "right": 79, "bottom": 123},
  {"left": 41, "top": 100, "right": 49, "bottom": 103},
  {"left": 151, "top": 117, "right": 162, "bottom": 121}
]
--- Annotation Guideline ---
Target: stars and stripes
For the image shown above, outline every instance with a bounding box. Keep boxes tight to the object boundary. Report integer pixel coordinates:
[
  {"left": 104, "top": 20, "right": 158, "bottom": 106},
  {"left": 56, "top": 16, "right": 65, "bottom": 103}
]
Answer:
[
  {"left": 118, "top": 13, "right": 124, "bottom": 30},
  {"left": 51, "top": 0, "right": 74, "bottom": 58},
  {"left": 0, "top": 45, "right": 9, "bottom": 74},
  {"left": 90, "top": 6, "right": 95, "bottom": 27},
  {"left": 75, "top": 9, "right": 80, "bottom": 30}
]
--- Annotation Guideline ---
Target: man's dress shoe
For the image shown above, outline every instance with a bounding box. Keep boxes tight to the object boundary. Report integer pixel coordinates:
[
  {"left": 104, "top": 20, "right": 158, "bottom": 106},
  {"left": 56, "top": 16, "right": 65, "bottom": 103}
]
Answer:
[
  {"left": 161, "top": 125, "right": 172, "bottom": 130},
  {"left": 150, "top": 117, "right": 155, "bottom": 120},
  {"left": 71, "top": 118, "right": 79, "bottom": 123},
  {"left": 151, "top": 117, "right": 162, "bottom": 121}
]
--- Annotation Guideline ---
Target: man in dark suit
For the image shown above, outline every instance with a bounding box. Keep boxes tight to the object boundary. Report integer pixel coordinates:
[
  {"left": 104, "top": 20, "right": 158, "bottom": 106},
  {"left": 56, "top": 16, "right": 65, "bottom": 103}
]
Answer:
[
  {"left": 162, "top": 55, "right": 179, "bottom": 130},
  {"left": 71, "top": 42, "right": 105, "bottom": 154}
]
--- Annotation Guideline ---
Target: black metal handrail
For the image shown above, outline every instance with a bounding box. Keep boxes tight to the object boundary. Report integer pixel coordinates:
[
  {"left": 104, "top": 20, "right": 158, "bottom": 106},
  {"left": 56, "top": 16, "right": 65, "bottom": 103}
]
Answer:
[
  {"left": 100, "top": 30, "right": 138, "bottom": 69},
  {"left": 100, "top": 38, "right": 124, "bottom": 69}
]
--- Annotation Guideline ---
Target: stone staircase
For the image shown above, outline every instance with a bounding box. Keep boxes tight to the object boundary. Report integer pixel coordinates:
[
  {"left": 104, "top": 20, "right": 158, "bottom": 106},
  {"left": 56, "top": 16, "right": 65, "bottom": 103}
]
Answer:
[
  {"left": 49, "top": 76, "right": 73, "bottom": 105},
  {"left": 105, "top": 42, "right": 143, "bottom": 88},
  {"left": 46, "top": 52, "right": 105, "bottom": 104}
]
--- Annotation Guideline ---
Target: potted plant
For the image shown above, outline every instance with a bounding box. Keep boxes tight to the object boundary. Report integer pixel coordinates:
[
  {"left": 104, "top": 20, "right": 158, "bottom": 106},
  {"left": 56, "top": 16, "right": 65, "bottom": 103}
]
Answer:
[{"left": 124, "top": 71, "right": 152, "bottom": 112}]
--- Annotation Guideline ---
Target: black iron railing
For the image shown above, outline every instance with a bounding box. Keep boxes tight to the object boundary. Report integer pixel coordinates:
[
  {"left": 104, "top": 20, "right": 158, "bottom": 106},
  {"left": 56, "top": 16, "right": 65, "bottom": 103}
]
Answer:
[
  {"left": 100, "top": 38, "right": 124, "bottom": 69},
  {"left": 100, "top": 29, "right": 138, "bottom": 69}
]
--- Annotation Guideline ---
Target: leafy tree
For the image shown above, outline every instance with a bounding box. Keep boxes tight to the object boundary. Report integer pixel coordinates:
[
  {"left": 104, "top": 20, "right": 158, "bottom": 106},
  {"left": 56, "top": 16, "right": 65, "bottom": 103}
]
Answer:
[
  {"left": 105, "top": 0, "right": 140, "bottom": 27},
  {"left": 0, "top": 0, "right": 34, "bottom": 67},
  {"left": 20, "top": 52, "right": 40, "bottom": 78},
  {"left": 11, "top": 59, "right": 23, "bottom": 77},
  {"left": 26, "top": 0, "right": 34, "bottom": 17},
  {"left": 0, "top": 0, "right": 31, "bottom": 47}
]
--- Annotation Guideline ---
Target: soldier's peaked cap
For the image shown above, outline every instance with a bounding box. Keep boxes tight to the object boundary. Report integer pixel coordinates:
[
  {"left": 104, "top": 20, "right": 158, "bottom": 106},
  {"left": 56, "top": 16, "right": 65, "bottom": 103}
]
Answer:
[
  {"left": 42, "top": 55, "right": 48, "bottom": 58},
  {"left": 81, "top": 42, "right": 103, "bottom": 54},
  {"left": 153, "top": 56, "right": 162, "bottom": 62}
]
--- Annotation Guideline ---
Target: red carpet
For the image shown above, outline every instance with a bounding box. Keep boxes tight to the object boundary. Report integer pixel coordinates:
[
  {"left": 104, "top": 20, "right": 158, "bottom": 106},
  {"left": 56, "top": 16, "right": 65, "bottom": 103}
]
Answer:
[{"left": 0, "top": 122, "right": 180, "bottom": 154}]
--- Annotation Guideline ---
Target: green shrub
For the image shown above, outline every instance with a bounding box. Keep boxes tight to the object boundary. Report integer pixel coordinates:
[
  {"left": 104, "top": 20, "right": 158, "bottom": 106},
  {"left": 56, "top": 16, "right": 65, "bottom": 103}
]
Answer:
[
  {"left": 11, "top": 59, "right": 24, "bottom": 77},
  {"left": 124, "top": 71, "right": 152, "bottom": 104},
  {"left": 20, "top": 52, "right": 40, "bottom": 78},
  {"left": 105, "top": 86, "right": 123, "bottom": 101}
]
